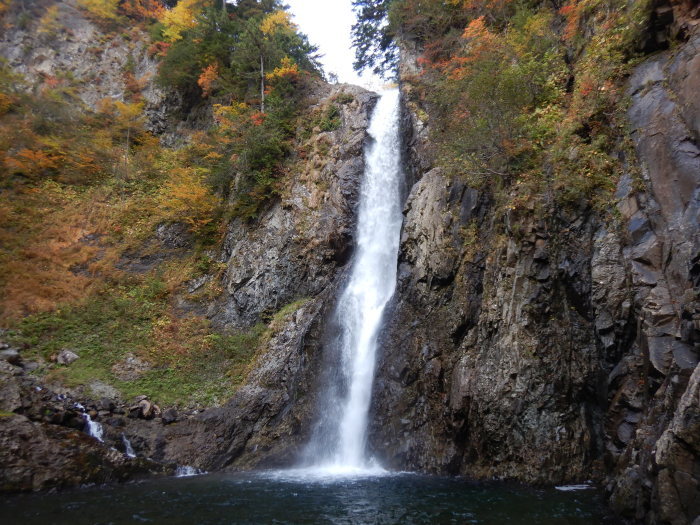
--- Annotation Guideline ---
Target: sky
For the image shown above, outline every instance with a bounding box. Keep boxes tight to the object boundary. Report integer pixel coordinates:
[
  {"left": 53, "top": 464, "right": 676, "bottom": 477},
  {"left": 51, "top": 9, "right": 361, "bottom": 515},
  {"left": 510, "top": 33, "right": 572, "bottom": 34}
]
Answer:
[{"left": 284, "top": 0, "right": 381, "bottom": 90}]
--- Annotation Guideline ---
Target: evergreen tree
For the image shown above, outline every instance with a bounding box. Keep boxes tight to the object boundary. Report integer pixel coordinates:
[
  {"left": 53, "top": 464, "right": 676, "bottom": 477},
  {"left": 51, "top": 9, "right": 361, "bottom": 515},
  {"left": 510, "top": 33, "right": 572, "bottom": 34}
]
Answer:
[{"left": 351, "top": 0, "right": 397, "bottom": 77}]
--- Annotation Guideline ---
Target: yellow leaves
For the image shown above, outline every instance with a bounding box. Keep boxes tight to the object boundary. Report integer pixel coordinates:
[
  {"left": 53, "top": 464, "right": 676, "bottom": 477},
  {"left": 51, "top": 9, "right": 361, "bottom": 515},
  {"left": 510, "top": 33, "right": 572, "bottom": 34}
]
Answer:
[
  {"left": 260, "top": 10, "right": 294, "bottom": 36},
  {"left": 38, "top": 4, "right": 62, "bottom": 35},
  {"left": 158, "top": 167, "right": 217, "bottom": 231},
  {"left": 266, "top": 56, "right": 299, "bottom": 83},
  {"left": 213, "top": 102, "right": 248, "bottom": 133},
  {"left": 160, "top": 0, "right": 205, "bottom": 42},
  {"left": 0, "top": 92, "right": 12, "bottom": 116},
  {"left": 197, "top": 63, "right": 219, "bottom": 97},
  {"left": 97, "top": 98, "right": 145, "bottom": 128},
  {"left": 76, "top": 0, "right": 120, "bottom": 22}
]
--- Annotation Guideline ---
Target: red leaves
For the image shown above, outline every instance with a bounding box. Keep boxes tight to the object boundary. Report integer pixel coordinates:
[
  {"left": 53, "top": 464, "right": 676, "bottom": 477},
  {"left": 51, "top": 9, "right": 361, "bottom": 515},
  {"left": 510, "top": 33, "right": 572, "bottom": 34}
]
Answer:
[
  {"left": 559, "top": 0, "right": 582, "bottom": 41},
  {"left": 250, "top": 112, "right": 266, "bottom": 126}
]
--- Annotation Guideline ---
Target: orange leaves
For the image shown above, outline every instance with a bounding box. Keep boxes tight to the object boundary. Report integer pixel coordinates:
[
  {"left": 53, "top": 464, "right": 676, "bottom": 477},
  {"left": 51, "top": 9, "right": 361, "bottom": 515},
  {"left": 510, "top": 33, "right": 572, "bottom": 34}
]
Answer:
[
  {"left": 4, "top": 148, "right": 58, "bottom": 177},
  {"left": 151, "top": 315, "right": 211, "bottom": 361},
  {"left": 158, "top": 167, "right": 217, "bottom": 231},
  {"left": 462, "top": 16, "right": 497, "bottom": 48},
  {"left": 249, "top": 112, "right": 265, "bottom": 126},
  {"left": 0, "top": 182, "right": 106, "bottom": 320},
  {"left": 197, "top": 63, "right": 219, "bottom": 97},
  {"left": 421, "top": 16, "right": 499, "bottom": 79},
  {"left": 0, "top": 92, "right": 12, "bottom": 116},
  {"left": 147, "top": 41, "right": 171, "bottom": 58},
  {"left": 559, "top": 0, "right": 582, "bottom": 41},
  {"left": 119, "top": 0, "right": 164, "bottom": 22}
]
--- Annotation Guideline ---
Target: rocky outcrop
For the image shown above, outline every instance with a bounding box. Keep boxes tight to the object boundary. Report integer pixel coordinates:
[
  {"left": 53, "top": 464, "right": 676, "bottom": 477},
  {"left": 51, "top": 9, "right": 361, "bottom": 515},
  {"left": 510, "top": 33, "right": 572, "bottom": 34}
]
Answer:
[
  {"left": 0, "top": 81, "right": 377, "bottom": 486},
  {"left": 368, "top": 22, "right": 700, "bottom": 525},
  {"left": 212, "top": 84, "right": 378, "bottom": 329},
  {"left": 154, "top": 84, "right": 379, "bottom": 470},
  {"left": 0, "top": 359, "right": 172, "bottom": 492},
  {"left": 0, "top": 0, "right": 180, "bottom": 135},
  {"left": 606, "top": 29, "right": 700, "bottom": 524}
]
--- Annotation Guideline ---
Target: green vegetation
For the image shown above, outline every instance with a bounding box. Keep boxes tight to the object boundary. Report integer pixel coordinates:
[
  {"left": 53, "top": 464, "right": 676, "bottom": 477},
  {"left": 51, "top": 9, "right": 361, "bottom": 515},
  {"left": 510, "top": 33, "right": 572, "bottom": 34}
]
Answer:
[
  {"left": 355, "top": 0, "right": 655, "bottom": 217},
  {"left": 317, "top": 104, "right": 342, "bottom": 132},
  {"left": 8, "top": 282, "right": 306, "bottom": 406}
]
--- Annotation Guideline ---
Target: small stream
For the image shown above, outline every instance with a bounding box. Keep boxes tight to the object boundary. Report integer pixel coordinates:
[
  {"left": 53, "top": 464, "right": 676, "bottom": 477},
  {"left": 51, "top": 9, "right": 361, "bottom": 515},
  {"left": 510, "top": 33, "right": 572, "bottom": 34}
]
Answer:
[{"left": 0, "top": 472, "right": 610, "bottom": 524}]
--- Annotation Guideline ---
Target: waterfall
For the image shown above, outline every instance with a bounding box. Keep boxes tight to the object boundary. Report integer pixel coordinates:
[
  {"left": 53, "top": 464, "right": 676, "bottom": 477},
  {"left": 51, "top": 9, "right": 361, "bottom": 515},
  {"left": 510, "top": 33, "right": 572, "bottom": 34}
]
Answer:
[
  {"left": 305, "top": 89, "right": 404, "bottom": 472},
  {"left": 75, "top": 403, "right": 104, "bottom": 442},
  {"left": 122, "top": 433, "right": 136, "bottom": 458}
]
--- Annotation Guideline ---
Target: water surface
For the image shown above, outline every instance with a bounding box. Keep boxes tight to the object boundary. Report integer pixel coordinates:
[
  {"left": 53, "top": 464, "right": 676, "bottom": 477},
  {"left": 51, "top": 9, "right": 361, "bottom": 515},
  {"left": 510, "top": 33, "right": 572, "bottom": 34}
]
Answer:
[{"left": 0, "top": 471, "right": 612, "bottom": 524}]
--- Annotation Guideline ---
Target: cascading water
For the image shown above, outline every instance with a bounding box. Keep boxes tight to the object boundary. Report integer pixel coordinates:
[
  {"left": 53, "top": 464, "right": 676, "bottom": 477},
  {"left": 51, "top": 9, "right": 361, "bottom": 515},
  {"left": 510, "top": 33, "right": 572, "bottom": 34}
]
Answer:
[
  {"left": 304, "top": 88, "right": 404, "bottom": 473},
  {"left": 75, "top": 403, "right": 104, "bottom": 442},
  {"left": 122, "top": 433, "right": 136, "bottom": 458}
]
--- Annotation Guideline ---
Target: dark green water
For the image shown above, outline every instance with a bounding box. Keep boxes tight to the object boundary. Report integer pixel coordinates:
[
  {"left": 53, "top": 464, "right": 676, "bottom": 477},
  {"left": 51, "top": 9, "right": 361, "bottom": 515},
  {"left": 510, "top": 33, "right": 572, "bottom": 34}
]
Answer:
[{"left": 0, "top": 471, "right": 616, "bottom": 524}]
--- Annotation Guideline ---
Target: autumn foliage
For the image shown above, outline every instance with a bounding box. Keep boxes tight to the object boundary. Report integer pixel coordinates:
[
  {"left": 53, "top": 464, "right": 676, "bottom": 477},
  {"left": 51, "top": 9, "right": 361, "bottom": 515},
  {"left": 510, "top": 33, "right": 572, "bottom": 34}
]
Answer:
[
  {"left": 197, "top": 63, "right": 219, "bottom": 97},
  {"left": 386, "top": 0, "right": 653, "bottom": 215}
]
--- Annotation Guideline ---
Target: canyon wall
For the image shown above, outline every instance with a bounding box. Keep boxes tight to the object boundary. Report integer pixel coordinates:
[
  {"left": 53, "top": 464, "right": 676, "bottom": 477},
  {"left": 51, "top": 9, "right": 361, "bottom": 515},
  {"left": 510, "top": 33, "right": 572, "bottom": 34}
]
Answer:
[{"left": 367, "top": 22, "right": 700, "bottom": 525}]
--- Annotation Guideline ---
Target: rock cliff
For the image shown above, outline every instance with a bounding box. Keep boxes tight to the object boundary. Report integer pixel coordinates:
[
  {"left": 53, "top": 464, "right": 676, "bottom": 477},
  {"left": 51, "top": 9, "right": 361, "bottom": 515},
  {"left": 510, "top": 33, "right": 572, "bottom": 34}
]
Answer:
[{"left": 366, "top": 21, "right": 700, "bottom": 525}]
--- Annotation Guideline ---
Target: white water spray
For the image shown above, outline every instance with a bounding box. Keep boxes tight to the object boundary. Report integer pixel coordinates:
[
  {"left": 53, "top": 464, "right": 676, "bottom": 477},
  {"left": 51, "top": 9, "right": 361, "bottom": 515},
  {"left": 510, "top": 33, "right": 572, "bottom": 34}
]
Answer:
[
  {"left": 305, "top": 89, "right": 404, "bottom": 473},
  {"left": 75, "top": 403, "right": 104, "bottom": 442},
  {"left": 122, "top": 433, "right": 136, "bottom": 458}
]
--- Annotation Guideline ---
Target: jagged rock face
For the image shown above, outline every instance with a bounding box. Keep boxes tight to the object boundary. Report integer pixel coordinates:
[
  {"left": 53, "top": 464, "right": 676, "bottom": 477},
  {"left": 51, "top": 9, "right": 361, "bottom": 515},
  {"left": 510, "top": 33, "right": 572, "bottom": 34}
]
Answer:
[
  {"left": 370, "top": 167, "right": 603, "bottom": 482},
  {"left": 0, "top": 0, "right": 169, "bottom": 133},
  {"left": 606, "top": 30, "right": 700, "bottom": 524},
  {"left": 370, "top": 26, "right": 700, "bottom": 525},
  {"left": 212, "top": 84, "right": 378, "bottom": 330},
  {"left": 0, "top": 360, "right": 172, "bottom": 491},
  {"left": 118, "top": 85, "right": 379, "bottom": 471}
]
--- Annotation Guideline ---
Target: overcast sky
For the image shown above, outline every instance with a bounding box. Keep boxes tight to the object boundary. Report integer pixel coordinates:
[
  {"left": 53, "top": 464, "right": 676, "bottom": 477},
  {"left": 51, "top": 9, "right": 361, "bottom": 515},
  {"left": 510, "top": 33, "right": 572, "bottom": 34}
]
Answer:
[{"left": 284, "top": 0, "right": 381, "bottom": 90}]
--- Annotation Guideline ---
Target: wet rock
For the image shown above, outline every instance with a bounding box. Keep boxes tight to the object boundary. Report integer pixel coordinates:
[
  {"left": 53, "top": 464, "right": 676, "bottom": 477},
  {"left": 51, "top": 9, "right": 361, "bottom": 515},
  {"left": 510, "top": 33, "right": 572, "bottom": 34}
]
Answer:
[
  {"left": 162, "top": 408, "right": 178, "bottom": 425},
  {"left": 0, "top": 414, "right": 173, "bottom": 492}
]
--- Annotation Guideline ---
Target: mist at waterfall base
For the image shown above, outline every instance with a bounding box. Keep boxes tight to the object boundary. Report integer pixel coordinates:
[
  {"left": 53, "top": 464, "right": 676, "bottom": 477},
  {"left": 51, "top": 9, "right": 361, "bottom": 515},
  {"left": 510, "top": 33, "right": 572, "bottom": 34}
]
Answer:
[{"left": 0, "top": 92, "right": 609, "bottom": 523}]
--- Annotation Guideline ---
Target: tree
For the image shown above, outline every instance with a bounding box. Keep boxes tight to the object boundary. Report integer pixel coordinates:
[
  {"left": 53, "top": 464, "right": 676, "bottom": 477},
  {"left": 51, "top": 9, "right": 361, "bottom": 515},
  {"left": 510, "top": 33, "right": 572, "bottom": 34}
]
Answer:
[
  {"left": 351, "top": 0, "right": 397, "bottom": 76},
  {"left": 160, "top": 0, "right": 206, "bottom": 42},
  {"left": 119, "top": 0, "right": 164, "bottom": 22},
  {"left": 230, "top": 9, "right": 315, "bottom": 111}
]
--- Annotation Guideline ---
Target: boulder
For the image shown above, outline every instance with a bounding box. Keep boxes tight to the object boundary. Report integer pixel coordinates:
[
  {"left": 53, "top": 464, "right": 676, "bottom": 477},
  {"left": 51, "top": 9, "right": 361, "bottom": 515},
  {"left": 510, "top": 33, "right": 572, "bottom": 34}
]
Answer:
[
  {"left": 56, "top": 349, "right": 79, "bottom": 366},
  {"left": 0, "top": 349, "right": 21, "bottom": 366},
  {"left": 162, "top": 408, "right": 178, "bottom": 425}
]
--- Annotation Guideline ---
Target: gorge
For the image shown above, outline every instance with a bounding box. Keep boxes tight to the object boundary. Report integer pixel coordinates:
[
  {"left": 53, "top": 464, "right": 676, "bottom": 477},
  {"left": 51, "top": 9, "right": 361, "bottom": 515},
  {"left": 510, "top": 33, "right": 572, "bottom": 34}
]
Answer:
[{"left": 0, "top": 0, "right": 699, "bottom": 524}]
